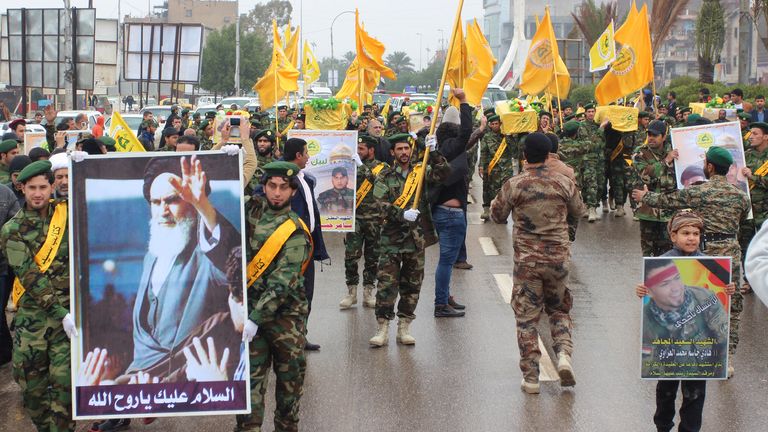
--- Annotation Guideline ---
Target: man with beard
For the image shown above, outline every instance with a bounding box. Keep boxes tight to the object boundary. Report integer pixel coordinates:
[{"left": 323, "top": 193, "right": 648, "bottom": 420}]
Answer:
[
  {"left": 49, "top": 152, "right": 69, "bottom": 199},
  {"left": 7, "top": 155, "right": 32, "bottom": 207},
  {"left": 124, "top": 155, "right": 240, "bottom": 380},
  {"left": 479, "top": 114, "right": 513, "bottom": 221},
  {"left": 197, "top": 119, "right": 214, "bottom": 150},
  {"left": 236, "top": 161, "right": 312, "bottom": 432},
  {"left": 0, "top": 139, "right": 20, "bottom": 184},
  {"left": 366, "top": 119, "right": 392, "bottom": 165},
  {"left": 245, "top": 129, "right": 276, "bottom": 195},
  {"left": 316, "top": 167, "right": 354, "bottom": 213}
]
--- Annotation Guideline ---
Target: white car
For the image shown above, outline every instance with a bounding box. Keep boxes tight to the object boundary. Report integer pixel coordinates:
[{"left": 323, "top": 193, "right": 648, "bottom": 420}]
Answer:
[
  {"left": 53, "top": 110, "right": 103, "bottom": 129},
  {"left": 0, "top": 122, "right": 45, "bottom": 136},
  {"left": 139, "top": 105, "right": 174, "bottom": 125},
  {"left": 195, "top": 104, "right": 219, "bottom": 116},
  {"left": 104, "top": 113, "right": 143, "bottom": 138},
  {"left": 220, "top": 97, "right": 257, "bottom": 109}
]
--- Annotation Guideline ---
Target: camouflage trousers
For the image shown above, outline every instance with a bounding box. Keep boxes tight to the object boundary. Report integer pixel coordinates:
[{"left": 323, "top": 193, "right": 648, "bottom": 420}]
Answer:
[
  {"left": 482, "top": 169, "right": 513, "bottom": 207},
  {"left": 344, "top": 218, "right": 380, "bottom": 287},
  {"left": 467, "top": 144, "right": 479, "bottom": 183},
  {"left": 607, "top": 158, "right": 627, "bottom": 205},
  {"left": 580, "top": 159, "right": 601, "bottom": 208},
  {"left": 703, "top": 240, "right": 743, "bottom": 355},
  {"left": 639, "top": 220, "right": 673, "bottom": 257},
  {"left": 512, "top": 261, "right": 573, "bottom": 383},
  {"left": 236, "top": 315, "right": 307, "bottom": 432},
  {"left": 375, "top": 247, "right": 424, "bottom": 320},
  {"left": 738, "top": 220, "right": 757, "bottom": 282},
  {"left": 11, "top": 312, "right": 74, "bottom": 432}
]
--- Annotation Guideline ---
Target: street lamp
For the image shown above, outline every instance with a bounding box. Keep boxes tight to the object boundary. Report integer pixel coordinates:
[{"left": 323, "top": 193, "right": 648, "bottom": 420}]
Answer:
[
  {"left": 330, "top": 10, "right": 354, "bottom": 88},
  {"left": 416, "top": 32, "right": 423, "bottom": 70},
  {"left": 438, "top": 29, "right": 445, "bottom": 53}
]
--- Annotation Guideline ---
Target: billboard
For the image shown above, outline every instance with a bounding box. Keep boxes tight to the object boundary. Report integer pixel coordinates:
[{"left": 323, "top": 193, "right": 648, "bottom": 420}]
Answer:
[{"left": 123, "top": 23, "right": 203, "bottom": 84}]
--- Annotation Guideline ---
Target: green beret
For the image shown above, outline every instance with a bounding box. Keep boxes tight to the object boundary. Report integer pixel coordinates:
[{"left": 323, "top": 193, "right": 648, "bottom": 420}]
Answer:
[
  {"left": 564, "top": 114, "right": 576, "bottom": 122},
  {"left": 638, "top": 111, "right": 651, "bottom": 119},
  {"left": 0, "top": 139, "right": 19, "bottom": 153},
  {"left": 387, "top": 133, "right": 412, "bottom": 144},
  {"left": 705, "top": 146, "right": 733, "bottom": 167},
  {"left": 394, "top": 116, "right": 407, "bottom": 125},
  {"left": 261, "top": 161, "right": 299, "bottom": 179},
  {"left": 17, "top": 160, "right": 52, "bottom": 184},
  {"left": 277, "top": 105, "right": 288, "bottom": 110},
  {"left": 483, "top": 108, "right": 496, "bottom": 117},
  {"left": 192, "top": 112, "right": 201, "bottom": 119},
  {"left": 249, "top": 117, "right": 261, "bottom": 126},
  {"left": 487, "top": 114, "right": 500, "bottom": 123},
  {"left": 254, "top": 129, "right": 275, "bottom": 143},
  {"left": 563, "top": 120, "right": 581, "bottom": 135},
  {"left": 199, "top": 120, "right": 210, "bottom": 129},
  {"left": 584, "top": 103, "right": 596, "bottom": 110},
  {"left": 538, "top": 111, "right": 552, "bottom": 118},
  {"left": 182, "top": 109, "right": 190, "bottom": 115},
  {"left": 750, "top": 122, "right": 768, "bottom": 133},
  {"left": 680, "top": 107, "right": 692, "bottom": 114},
  {"left": 685, "top": 114, "right": 702, "bottom": 126},
  {"left": 358, "top": 134, "right": 379, "bottom": 147},
  {"left": 205, "top": 111, "right": 217, "bottom": 119},
  {"left": 98, "top": 136, "right": 116, "bottom": 150},
  {"left": 738, "top": 112, "right": 752, "bottom": 121}
]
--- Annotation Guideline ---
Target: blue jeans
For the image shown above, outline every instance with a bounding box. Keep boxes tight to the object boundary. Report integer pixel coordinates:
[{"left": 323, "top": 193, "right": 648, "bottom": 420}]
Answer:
[
  {"left": 455, "top": 209, "right": 468, "bottom": 263},
  {"left": 432, "top": 206, "right": 467, "bottom": 305}
]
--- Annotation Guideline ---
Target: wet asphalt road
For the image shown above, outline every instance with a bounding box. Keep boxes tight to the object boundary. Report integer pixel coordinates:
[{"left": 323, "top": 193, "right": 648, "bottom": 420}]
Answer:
[{"left": 2, "top": 179, "right": 768, "bottom": 432}]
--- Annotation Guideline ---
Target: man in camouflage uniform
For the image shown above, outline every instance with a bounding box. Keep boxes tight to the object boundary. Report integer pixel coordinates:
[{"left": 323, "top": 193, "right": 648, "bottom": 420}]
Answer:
[
  {"left": 0, "top": 139, "right": 20, "bottom": 184},
  {"left": 490, "top": 133, "right": 586, "bottom": 394},
  {"left": 738, "top": 112, "right": 752, "bottom": 150},
  {"left": 604, "top": 122, "right": 629, "bottom": 217},
  {"left": 577, "top": 103, "right": 608, "bottom": 221},
  {"left": 339, "top": 135, "right": 387, "bottom": 310},
  {"left": 384, "top": 113, "right": 403, "bottom": 138},
  {"left": 237, "top": 161, "right": 312, "bottom": 432},
  {"left": 246, "top": 129, "right": 276, "bottom": 195},
  {"left": 632, "top": 120, "right": 677, "bottom": 256},
  {"left": 196, "top": 119, "right": 214, "bottom": 150},
  {"left": 316, "top": 167, "right": 355, "bottom": 213},
  {"left": 368, "top": 132, "right": 450, "bottom": 347},
  {"left": 479, "top": 114, "right": 514, "bottom": 221},
  {"left": 0, "top": 160, "right": 76, "bottom": 432},
  {"left": 633, "top": 146, "right": 750, "bottom": 378},
  {"left": 622, "top": 112, "right": 650, "bottom": 215},
  {"left": 740, "top": 121, "right": 768, "bottom": 294},
  {"left": 275, "top": 105, "right": 293, "bottom": 140}
]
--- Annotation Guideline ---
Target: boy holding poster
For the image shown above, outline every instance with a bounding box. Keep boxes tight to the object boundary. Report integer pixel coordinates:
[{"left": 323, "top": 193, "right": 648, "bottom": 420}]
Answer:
[{"left": 635, "top": 211, "right": 735, "bottom": 432}]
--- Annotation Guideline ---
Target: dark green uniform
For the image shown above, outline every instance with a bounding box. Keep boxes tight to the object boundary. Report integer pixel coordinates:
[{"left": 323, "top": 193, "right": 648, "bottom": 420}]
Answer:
[
  {"left": 316, "top": 187, "right": 355, "bottom": 213},
  {"left": 479, "top": 129, "right": 514, "bottom": 208},
  {"left": 236, "top": 195, "right": 312, "bottom": 432},
  {"left": 632, "top": 143, "right": 677, "bottom": 256},
  {"left": 578, "top": 120, "right": 606, "bottom": 208},
  {"left": 0, "top": 163, "right": 11, "bottom": 185},
  {"left": 0, "top": 199, "right": 74, "bottom": 432},
  {"left": 740, "top": 145, "right": 768, "bottom": 285},
  {"left": 345, "top": 159, "right": 386, "bottom": 287}
]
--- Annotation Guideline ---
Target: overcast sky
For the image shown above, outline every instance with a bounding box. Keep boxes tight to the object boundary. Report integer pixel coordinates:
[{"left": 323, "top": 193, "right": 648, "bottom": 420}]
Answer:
[{"left": 3, "top": 0, "right": 485, "bottom": 70}]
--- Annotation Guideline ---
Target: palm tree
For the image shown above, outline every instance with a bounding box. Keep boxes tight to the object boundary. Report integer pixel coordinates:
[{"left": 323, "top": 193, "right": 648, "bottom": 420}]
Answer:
[
  {"left": 385, "top": 51, "right": 416, "bottom": 76},
  {"left": 342, "top": 51, "right": 356, "bottom": 69},
  {"left": 650, "top": 0, "right": 692, "bottom": 60},
  {"left": 571, "top": 0, "right": 619, "bottom": 47},
  {"left": 696, "top": 0, "right": 725, "bottom": 83}
]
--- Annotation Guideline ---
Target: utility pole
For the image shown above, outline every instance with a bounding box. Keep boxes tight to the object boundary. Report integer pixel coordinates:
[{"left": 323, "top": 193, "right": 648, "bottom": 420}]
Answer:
[
  {"left": 117, "top": 0, "right": 123, "bottom": 104},
  {"left": 63, "top": 0, "right": 74, "bottom": 110},
  {"left": 738, "top": 0, "right": 751, "bottom": 84},
  {"left": 234, "top": 0, "right": 240, "bottom": 95}
]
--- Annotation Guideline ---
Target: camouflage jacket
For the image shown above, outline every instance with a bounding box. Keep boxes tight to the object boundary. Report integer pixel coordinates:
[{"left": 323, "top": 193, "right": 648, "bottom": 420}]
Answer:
[
  {"left": 245, "top": 154, "right": 275, "bottom": 195},
  {"left": 0, "top": 199, "right": 69, "bottom": 320},
  {"left": 277, "top": 118, "right": 293, "bottom": 135},
  {"left": 642, "top": 175, "right": 750, "bottom": 238},
  {"left": 479, "top": 130, "right": 514, "bottom": 175},
  {"left": 356, "top": 158, "right": 388, "bottom": 220},
  {"left": 317, "top": 187, "right": 355, "bottom": 213},
  {"left": 373, "top": 151, "right": 451, "bottom": 252},
  {"left": 745, "top": 145, "right": 768, "bottom": 225},
  {"left": 558, "top": 136, "right": 590, "bottom": 170},
  {"left": 490, "top": 163, "right": 585, "bottom": 262},
  {"left": 0, "top": 164, "right": 10, "bottom": 185},
  {"left": 622, "top": 126, "right": 647, "bottom": 159},
  {"left": 577, "top": 120, "right": 605, "bottom": 161},
  {"left": 199, "top": 135, "right": 214, "bottom": 151},
  {"left": 632, "top": 144, "right": 678, "bottom": 222},
  {"left": 244, "top": 195, "right": 311, "bottom": 324}
]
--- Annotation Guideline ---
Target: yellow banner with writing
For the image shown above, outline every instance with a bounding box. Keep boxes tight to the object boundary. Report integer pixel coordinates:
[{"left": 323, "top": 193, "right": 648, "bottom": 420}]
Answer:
[
  {"left": 110, "top": 111, "right": 146, "bottom": 152},
  {"left": 595, "top": 106, "right": 639, "bottom": 132},
  {"left": 393, "top": 164, "right": 423, "bottom": 209},
  {"left": 501, "top": 111, "right": 538, "bottom": 134},
  {"left": 304, "top": 104, "right": 352, "bottom": 130},
  {"left": 356, "top": 164, "right": 386, "bottom": 208},
  {"left": 487, "top": 137, "right": 508, "bottom": 174},
  {"left": 247, "top": 218, "right": 312, "bottom": 288}
]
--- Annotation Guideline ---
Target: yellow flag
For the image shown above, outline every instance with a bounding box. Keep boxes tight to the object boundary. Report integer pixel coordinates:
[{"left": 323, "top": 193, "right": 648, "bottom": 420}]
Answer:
[
  {"left": 445, "top": 20, "right": 467, "bottom": 107},
  {"left": 520, "top": 8, "right": 559, "bottom": 96},
  {"left": 335, "top": 57, "right": 380, "bottom": 103},
  {"left": 355, "top": 9, "right": 396, "bottom": 80},
  {"left": 547, "top": 54, "right": 571, "bottom": 99},
  {"left": 284, "top": 24, "right": 300, "bottom": 67},
  {"left": 109, "top": 111, "right": 145, "bottom": 152},
  {"left": 464, "top": 19, "right": 497, "bottom": 106},
  {"left": 303, "top": 41, "right": 321, "bottom": 85},
  {"left": 589, "top": 20, "right": 616, "bottom": 72},
  {"left": 595, "top": 3, "right": 654, "bottom": 105},
  {"left": 253, "top": 21, "right": 300, "bottom": 109},
  {"left": 380, "top": 97, "right": 392, "bottom": 122}
]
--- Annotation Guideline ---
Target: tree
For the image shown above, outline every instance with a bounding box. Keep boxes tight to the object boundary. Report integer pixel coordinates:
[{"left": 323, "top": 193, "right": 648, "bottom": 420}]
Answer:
[
  {"left": 571, "top": 0, "right": 618, "bottom": 47},
  {"left": 342, "top": 51, "right": 356, "bottom": 70},
  {"left": 241, "top": 0, "right": 293, "bottom": 34},
  {"left": 650, "top": 0, "right": 692, "bottom": 60},
  {"left": 695, "top": 0, "right": 725, "bottom": 84},
  {"left": 200, "top": 25, "right": 270, "bottom": 95},
  {"left": 385, "top": 51, "right": 415, "bottom": 75}
]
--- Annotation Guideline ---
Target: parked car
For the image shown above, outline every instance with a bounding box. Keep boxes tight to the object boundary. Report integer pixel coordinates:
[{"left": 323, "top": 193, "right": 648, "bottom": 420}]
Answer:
[
  {"left": 220, "top": 97, "right": 257, "bottom": 109},
  {"left": 484, "top": 84, "right": 508, "bottom": 104},
  {"left": 0, "top": 122, "right": 46, "bottom": 135},
  {"left": 104, "top": 113, "right": 143, "bottom": 138},
  {"left": 195, "top": 104, "right": 220, "bottom": 116}
]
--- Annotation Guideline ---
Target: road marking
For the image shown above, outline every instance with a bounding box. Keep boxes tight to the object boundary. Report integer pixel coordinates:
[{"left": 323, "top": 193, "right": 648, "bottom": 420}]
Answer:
[
  {"left": 467, "top": 212, "right": 483, "bottom": 225},
  {"left": 493, "top": 273, "right": 559, "bottom": 382},
  {"left": 479, "top": 237, "right": 499, "bottom": 256}
]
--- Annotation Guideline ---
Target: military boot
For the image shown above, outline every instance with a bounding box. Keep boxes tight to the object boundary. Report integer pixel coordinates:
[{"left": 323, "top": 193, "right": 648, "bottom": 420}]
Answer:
[
  {"left": 602, "top": 198, "right": 610, "bottom": 213},
  {"left": 480, "top": 206, "right": 490, "bottom": 221},
  {"left": 396, "top": 318, "right": 416, "bottom": 345},
  {"left": 369, "top": 318, "right": 389, "bottom": 347},
  {"left": 362, "top": 284, "right": 376, "bottom": 308},
  {"left": 608, "top": 197, "right": 616, "bottom": 211},
  {"left": 588, "top": 208, "right": 598, "bottom": 222},
  {"left": 615, "top": 206, "right": 626, "bottom": 217},
  {"left": 520, "top": 379, "right": 540, "bottom": 394},
  {"left": 339, "top": 285, "right": 357, "bottom": 309},
  {"left": 557, "top": 352, "right": 576, "bottom": 387}
]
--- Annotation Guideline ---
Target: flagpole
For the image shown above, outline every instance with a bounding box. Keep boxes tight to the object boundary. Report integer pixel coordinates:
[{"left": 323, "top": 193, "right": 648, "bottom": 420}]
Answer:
[
  {"left": 274, "top": 53, "right": 280, "bottom": 149},
  {"left": 547, "top": 8, "right": 565, "bottom": 129},
  {"left": 358, "top": 66, "right": 364, "bottom": 115},
  {"left": 411, "top": 0, "right": 465, "bottom": 210}
]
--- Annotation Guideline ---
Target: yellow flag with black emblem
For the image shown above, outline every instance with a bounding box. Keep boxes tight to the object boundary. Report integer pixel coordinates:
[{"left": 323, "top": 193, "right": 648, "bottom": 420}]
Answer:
[
  {"left": 464, "top": 19, "right": 497, "bottom": 106},
  {"left": 303, "top": 41, "right": 321, "bottom": 85},
  {"left": 109, "top": 111, "right": 145, "bottom": 152},
  {"left": 520, "top": 8, "right": 559, "bottom": 96},
  {"left": 355, "top": 9, "right": 396, "bottom": 80},
  {"left": 253, "top": 20, "right": 300, "bottom": 109},
  {"left": 589, "top": 20, "right": 616, "bottom": 72}
]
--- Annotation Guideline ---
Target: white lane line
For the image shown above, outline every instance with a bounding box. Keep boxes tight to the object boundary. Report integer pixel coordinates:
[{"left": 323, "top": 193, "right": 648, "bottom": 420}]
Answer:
[
  {"left": 493, "top": 273, "right": 559, "bottom": 382},
  {"left": 467, "top": 212, "right": 483, "bottom": 225},
  {"left": 479, "top": 237, "right": 499, "bottom": 256}
]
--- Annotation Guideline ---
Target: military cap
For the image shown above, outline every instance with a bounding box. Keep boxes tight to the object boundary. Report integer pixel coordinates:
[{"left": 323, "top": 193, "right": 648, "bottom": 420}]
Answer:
[
  {"left": 583, "top": 103, "right": 596, "bottom": 110},
  {"left": 679, "top": 107, "right": 692, "bottom": 114},
  {"left": 0, "top": 139, "right": 19, "bottom": 153},
  {"left": 387, "top": 133, "right": 412, "bottom": 144},
  {"left": 358, "top": 134, "right": 379, "bottom": 148},
  {"left": 296, "top": 114, "right": 306, "bottom": 121},
  {"left": 205, "top": 111, "right": 217, "bottom": 119},
  {"left": 563, "top": 120, "right": 581, "bottom": 135},
  {"left": 261, "top": 161, "right": 299, "bottom": 179},
  {"left": 538, "top": 110, "right": 552, "bottom": 118},
  {"left": 99, "top": 136, "right": 117, "bottom": 151},
  {"left": 685, "top": 114, "right": 702, "bottom": 126},
  {"left": 17, "top": 160, "right": 52, "bottom": 183},
  {"left": 638, "top": 111, "right": 651, "bottom": 119},
  {"left": 249, "top": 117, "right": 261, "bottom": 126},
  {"left": 1, "top": 132, "right": 21, "bottom": 143},
  {"left": 253, "top": 129, "right": 275, "bottom": 143},
  {"left": 483, "top": 108, "right": 496, "bottom": 117},
  {"left": 487, "top": 114, "right": 501, "bottom": 123},
  {"left": 363, "top": 104, "right": 372, "bottom": 109},
  {"left": 394, "top": 116, "right": 407, "bottom": 125},
  {"left": 182, "top": 109, "right": 190, "bottom": 115},
  {"left": 564, "top": 114, "right": 576, "bottom": 122},
  {"left": 738, "top": 112, "right": 752, "bottom": 121},
  {"left": 277, "top": 105, "right": 288, "bottom": 110},
  {"left": 162, "top": 127, "right": 180, "bottom": 137},
  {"left": 705, "top": 146, "right": 733, "bottom": 167},
  {"left": 141, "top": 119, "right": 159, "bottom": 128},
  {"left": 9, "top": 155, "right": 32, "bottom": 174},
  {"left": 647, "top": 120, "right": 667, "bottom": 136},
  {"left": 750, "top": 122, "right": 768, "bottom": 133},
  {"left": 199, "top": 120, "right": 211, "bottom": 130},
  {"left": 192, "top": 112, "right": 201, "bottom": 119}
]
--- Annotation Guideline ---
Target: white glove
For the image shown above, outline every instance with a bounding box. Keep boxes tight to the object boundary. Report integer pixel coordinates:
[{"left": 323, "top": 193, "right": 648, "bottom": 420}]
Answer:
[
  {"left": 242, "top": 320, "right": 258, "bottom": 342},
  {"left": 425, "top": 135, "right": 437, "bottom": 152},
  {"left": 62, "top": 313, "right": 78, "bottom": 339},
  {"left": 403, "top": 209, "right": 420, "bottom": 222},
  {"left": 409, "top": 131, "right": 418, "bottom": 140},
  {"left": 222, "top": 144, "right": 240, "bottom": 156},
  {"left": 71, "top": 151, "right": 87, "bottom": 162},
  {"left": 352, "top": 152, "right": 363, "bottom": 167}
]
